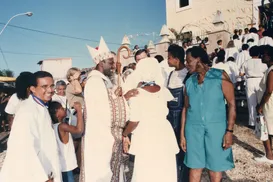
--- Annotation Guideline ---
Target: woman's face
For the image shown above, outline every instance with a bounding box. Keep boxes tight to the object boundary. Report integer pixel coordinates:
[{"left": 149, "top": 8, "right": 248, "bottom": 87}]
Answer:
[
  {"left": 186, "top": 53, "right": 199, "bottom": 74},
  {"left": 56, "top": 106, "right": 67, "bottom": 120},
  {"left": 56, "top": 85, "right": 66, "bottom": 96}
]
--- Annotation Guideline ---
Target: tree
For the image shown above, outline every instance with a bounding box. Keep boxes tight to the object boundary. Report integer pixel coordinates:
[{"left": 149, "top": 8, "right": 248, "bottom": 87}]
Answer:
[{"left": 0, "top": 69, "right": 14, "bottom": 77}]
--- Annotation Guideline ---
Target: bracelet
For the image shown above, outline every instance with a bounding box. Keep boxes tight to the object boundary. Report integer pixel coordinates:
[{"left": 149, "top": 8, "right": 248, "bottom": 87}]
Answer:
[{"left": 226, "top": 129, "right": 233, "bottom": 133}]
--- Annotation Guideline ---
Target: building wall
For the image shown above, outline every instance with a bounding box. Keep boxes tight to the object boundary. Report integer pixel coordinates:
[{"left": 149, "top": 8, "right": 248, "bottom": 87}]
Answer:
[{"left": 166, "top": 0, "right": 254, "bottom": 38}]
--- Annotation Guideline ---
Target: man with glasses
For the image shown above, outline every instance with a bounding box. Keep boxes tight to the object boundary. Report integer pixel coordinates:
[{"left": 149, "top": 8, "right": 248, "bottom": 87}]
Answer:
[{"left": 0, "top": 71, "right": 61, "bottom": 182}]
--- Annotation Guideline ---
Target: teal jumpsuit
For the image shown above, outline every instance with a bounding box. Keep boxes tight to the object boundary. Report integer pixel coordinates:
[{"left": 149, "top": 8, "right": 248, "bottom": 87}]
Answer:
[{"left": 184, "top": 68, "right": 234, "bottom": 172}]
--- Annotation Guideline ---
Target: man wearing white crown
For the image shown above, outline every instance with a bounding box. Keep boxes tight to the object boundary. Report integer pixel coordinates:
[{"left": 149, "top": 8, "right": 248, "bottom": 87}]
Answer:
[{"left": 80, "top": 37, "right": 132, "bottom": 182}]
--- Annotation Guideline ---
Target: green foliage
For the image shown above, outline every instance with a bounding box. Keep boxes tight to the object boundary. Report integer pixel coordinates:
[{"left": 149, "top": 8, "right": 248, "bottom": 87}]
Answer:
[{"left": 0, "top": 69, "right": 14, "bottom": 77}]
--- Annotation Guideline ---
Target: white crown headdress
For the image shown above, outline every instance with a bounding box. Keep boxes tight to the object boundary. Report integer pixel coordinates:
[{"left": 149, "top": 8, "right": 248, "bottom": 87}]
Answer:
[{"left": 86, "top": 37, "right": 113, "bottom": 64}]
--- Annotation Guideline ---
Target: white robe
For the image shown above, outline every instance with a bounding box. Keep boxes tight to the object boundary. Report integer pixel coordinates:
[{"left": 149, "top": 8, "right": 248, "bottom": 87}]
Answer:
[
  {"left": 83, "top": 70, "right": 114, "bottom": 182},
  {"left": 258, "top": 36, "right": 273, "bottom": 46},
  {"left": 0, "top": 97, "right": 62, "bottom": 182},
  {"left": 236, "top": 50, "right": 250, "bottom": 70},
  {"left": 225, "top": 47, "right": 239, "bottom": 62}
]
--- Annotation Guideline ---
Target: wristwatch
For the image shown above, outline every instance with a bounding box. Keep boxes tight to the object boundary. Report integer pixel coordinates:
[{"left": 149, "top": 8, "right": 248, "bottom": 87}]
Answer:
[{"left": 226, "top": 129, "right": 233, "bottom": 133}]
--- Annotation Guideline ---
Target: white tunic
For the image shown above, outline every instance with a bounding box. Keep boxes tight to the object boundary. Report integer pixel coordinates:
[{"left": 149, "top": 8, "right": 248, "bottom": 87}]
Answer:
[
  {"left": 258, "top": 36, "right": 273, "bottom": 46},
  {"left": 129, "top": 88, "right": 179, "bottom": 182},
  {"left": 53, "top": 123, "right": 77, "bottom": 172},
  {"left": 0, "top": 96, "right": 62, "bottom": 182},
  {"left": 236, "top": 50, "right": 251, "bottom": 70},
  {"left": 225, "top": 61, "right": 239, "bottom": 84},
  {"left": 225, "top": 47, "right": 239, "bottom": 62},
  {"left": 83, "top": 70, "right": 114, "bottom": 182}
]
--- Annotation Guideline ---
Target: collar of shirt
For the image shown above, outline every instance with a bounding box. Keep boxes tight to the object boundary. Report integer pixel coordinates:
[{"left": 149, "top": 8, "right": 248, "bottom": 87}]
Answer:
[
  {"left": 31, "top": 94, "right": 48, "bottom": 108},
  {"left": 88, "top": 70, "right": 113, "bottom": 88}
]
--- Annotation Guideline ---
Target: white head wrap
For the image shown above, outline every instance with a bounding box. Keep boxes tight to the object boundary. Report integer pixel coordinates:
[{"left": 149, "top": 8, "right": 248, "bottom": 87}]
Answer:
[{"left": 133, "top": 57, "right": 164, "bottom": 86}]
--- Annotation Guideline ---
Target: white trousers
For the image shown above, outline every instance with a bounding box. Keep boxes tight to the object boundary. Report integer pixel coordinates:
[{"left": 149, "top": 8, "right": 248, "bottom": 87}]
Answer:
[{"left": 246, "top": 78, "right": 262, "bottom": 126}]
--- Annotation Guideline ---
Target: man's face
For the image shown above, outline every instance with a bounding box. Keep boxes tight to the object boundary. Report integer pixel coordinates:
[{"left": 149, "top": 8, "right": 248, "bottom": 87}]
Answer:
[
  {"left": 102, "top": 58, "right": 115, "bottom": 77},
  {"left": 185, "top": 53, "right": 199, "bottom": 74},
  {"left": 31, "top": 77, "right": 55, "bottom": 103},
  {"left": 239, "top": 30, "right": 242, "bottom": 35},
  {"left": 167, "top": 52, "right": 178, "bottom": 67},
  {"left": 56, "top": 85, "right": 66, "bottom": 96},
  {"left": 135, "top": 52, "right": 147, "bottom": 63}
]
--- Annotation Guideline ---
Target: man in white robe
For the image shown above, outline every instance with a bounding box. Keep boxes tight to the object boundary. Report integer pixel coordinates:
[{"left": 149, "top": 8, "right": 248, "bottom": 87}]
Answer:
[
  {"left": 236, "top": 44, "right": 251, "bottom": 70},
  {"left": 84, "top": 37, "right": 135, "bottom": 182},
  {"left": 0, "top": 71, "right": 61, "bottom": 182}
]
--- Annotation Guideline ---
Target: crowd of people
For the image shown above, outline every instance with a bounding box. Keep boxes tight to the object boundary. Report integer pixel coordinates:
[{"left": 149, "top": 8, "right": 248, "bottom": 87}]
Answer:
[{"left": 0, "top": 25, "right": 272, "bottom": 182}]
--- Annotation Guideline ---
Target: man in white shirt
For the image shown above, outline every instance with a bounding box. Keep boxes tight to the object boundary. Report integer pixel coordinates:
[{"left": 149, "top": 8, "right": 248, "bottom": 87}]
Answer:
[
  {"left": 236, "top": 44, "right": 251, "bottom": 70},
  {"left": 240, "top": 46, "right": 268, "bottom": 127},
  {"left": 0, "top": 71, "right": 61, "bottom": 182},
  {"left": 5, "top": 72, "right": 33, "bottom": 131}
]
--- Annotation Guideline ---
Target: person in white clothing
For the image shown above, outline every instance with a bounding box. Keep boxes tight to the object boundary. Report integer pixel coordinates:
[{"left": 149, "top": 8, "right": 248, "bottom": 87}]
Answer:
[
  {"left": 213, "top": 50, "right": 231, "bottom": 75},
  {"left": 48, "top": 101, "right": 84, "bottom": 182},
  {"left": 0, "top": 71, "right": 62, "bottom": 182},
  {"left": 5, "top": 72, "right": 33, "bottom": 130},
  {"left": 256, "top": 45, "right": 273, "bottom": 164},
  {"left": 83, "top": 37, "right": 133, "bottom": 182},
  {"left": 233, "top": 35, "right": 242, "bottom": 52},
  {"left": 225, "top": 40, "right": 239, "bottom": 62},
  {"left": 242, "top": 28, "right": 251, "bottom": 44},
  {"left": 240, "top": 46, "right": 268, "bottom": 127},
  {"left": 52, "top": 80, "right": 68, "bottom": 108},
  {"left": 236, "top": 44, "right": 250, "bottom": 70},
  {"left": 225, "top": 57, "right": 239, "bottom": 84},
  {"left": 248, "top": 27, "right": 259, "bottom": 46},
  {"left": 122, "top": 57, "right": 179, "bottom": 182},
  {"left": 258, "top": 31, "right": 273, "bottom": 46}
]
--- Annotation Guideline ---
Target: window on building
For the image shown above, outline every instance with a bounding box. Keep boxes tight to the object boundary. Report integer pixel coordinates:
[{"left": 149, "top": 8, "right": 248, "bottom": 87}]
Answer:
[{"left": 180, "top": 0, "right": 189, "bottom": 8}]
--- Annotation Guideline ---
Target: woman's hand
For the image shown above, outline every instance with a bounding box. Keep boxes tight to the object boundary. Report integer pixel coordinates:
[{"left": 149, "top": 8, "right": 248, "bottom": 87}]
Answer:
[
  {"left": 256, "top": 104, "right": 263, "bottom": 115},
  {"left": 180, "top": 136, "right": 187, "bottom": 152},
  {"left": 122, "top": 136, "right": 131, "bottom": 153},
  {"left": 71, "top": 71, "right": 81, "bottom": 81},
  {"left": 223, "top": 132, "right": 233, "bottom": 150},
  {"left": 73, "top": 102, "right": 82, "bottom": 112},
  {"left": 124, "top": 89, "right": 139, "bottom": 100}
]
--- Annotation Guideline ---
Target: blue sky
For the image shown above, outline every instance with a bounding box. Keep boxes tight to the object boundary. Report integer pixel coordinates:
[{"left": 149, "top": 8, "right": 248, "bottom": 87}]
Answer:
[{"left": 0, "top": 0, "right": 166, "bottom": 76}]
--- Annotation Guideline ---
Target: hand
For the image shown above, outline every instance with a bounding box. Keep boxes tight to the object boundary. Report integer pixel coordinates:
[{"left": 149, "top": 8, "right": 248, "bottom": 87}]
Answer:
[
  {"left": 256, "top": 104, "right": 263, "bottom": 115},
  {"left": 223, "top": 132, "right": 233, "bottom": 150},
  {"left": 114, "top": 87, "right": 123, "bottom": 97},
  {"left": 73, "top": 71, "right": 81, "bottom": 80},
  {"left": 73, "top": 102, "right": 82, "bottom": 111},
  {"left": 124, "top": 89, "right": 139, "bottom": 100},
  {"left": 46, "top": 178, "right": 54, "bottom": 182},
  {"left": 123, "top": 136, "right": 131, "bottom": 153},
  {"left": 180, "top": 136, "right": 187, "bottom": 152}
]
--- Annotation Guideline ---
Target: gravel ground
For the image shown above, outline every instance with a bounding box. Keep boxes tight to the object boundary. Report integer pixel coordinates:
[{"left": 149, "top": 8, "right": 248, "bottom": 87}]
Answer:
[{"left": 0, "top": 124, "right": 272, "bottom": 181}]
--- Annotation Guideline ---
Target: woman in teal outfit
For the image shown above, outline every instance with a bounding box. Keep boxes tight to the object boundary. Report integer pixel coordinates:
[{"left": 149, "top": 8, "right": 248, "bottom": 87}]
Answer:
[{"left": 180, "top": 47, "right": 236, "bottom": 182}]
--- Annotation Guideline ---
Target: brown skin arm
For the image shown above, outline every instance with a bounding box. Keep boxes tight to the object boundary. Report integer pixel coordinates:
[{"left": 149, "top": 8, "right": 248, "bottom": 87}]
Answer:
[
  {"left": 59, "top": 103, "right": 84, "bottom": 143},
  {"left": 122, "top": 121, "right": 139, "bottom": 137},
  {"left": 180, "top": 88, "right": 188, "bottom": 152},
  {"left": 257, "top": 71, "right": 273, "bottom": 114},
  {"left": 222, "top": 71, "right": 236, "bottom": 150}
]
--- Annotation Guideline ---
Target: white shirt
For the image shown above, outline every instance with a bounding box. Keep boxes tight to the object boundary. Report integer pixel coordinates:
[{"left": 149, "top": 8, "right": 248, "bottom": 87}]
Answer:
[
  {"left": 225, "top": 47, "right": 239, "bottom": 62},
  {"left": 212, "top": 62, "right": 231, "bottom": 75},
  {"left": 53, "top": 123, "right": 77, "bottom": 172},
  {"left": 52, "top": 94, "right": 67, "bottom": 109},
  {"left": 248, "top": 32, "right": 259, "bottom": 46},
  {"left": 241, "top": 58, "right": 267, "bottom": 78},
  {"left": 225, "top": 61, "right": 239, "bottom": 84},
  {"left": 258, "top": 36, "right": 273, "bottom": 46},
  {"left": 243, "top": 33, "right": 251, "bottom": 44},
  {"left": 234, "top": 39, "right": 242, "bottom": 52},
  {"left": 0, "top": 96, "right": 62, "bottom": 182},
  {"left": 167, "top": 68, "right": 188, "bottom": 89},
  {"left": 236, "top": 50, "right": 251, "bottom": 70},
  {"left": 5, "top": 93, "right": 21, "bottom": 115}
]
